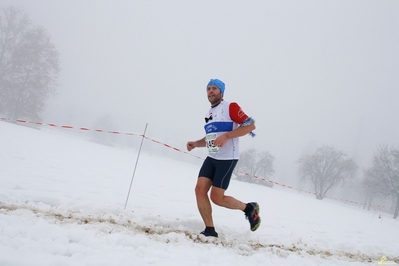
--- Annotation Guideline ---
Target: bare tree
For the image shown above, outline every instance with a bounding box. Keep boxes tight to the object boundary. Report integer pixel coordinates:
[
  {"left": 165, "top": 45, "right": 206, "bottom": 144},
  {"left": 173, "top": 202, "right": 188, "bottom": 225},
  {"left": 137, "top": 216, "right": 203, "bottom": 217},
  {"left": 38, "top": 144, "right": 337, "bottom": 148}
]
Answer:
[
  {"left": 365, "top": 145, "right": 399, "bottom": 219},
  {"left": 360, "top": 172, "right": 383, "bottom": 211},
  {"left": 297, "top": 145, "right": 357, "bottom": 200},
  {"left": 0, "top": 6, "right": 60, "bottom": 121},
  {"left": 236, "top": 148, "right": 275, "bottom": 187}
]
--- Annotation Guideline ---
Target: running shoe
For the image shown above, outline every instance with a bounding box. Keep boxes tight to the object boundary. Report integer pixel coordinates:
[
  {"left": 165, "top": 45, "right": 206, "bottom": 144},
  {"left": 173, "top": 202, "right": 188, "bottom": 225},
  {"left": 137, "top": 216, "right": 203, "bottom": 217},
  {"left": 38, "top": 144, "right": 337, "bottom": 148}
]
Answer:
[
  {"left": 245, "top": 202, "right": 261, "bottom": 231},
  {"left": 200, "top": 229, "right": 218, "bottom": 238}
]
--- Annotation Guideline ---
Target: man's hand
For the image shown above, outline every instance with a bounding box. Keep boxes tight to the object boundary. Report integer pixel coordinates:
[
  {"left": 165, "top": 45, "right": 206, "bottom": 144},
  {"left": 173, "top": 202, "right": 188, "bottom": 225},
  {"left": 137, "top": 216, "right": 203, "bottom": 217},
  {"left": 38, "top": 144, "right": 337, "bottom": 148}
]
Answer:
[
  {"left": 187, "top": 137, "right": 206, "bottom": 151},
  {"left": 213, "top": 134, "right": 228, "bottom": 148},
  {"left": 187, "top": 141, "right": 196, "bottom": 151}
]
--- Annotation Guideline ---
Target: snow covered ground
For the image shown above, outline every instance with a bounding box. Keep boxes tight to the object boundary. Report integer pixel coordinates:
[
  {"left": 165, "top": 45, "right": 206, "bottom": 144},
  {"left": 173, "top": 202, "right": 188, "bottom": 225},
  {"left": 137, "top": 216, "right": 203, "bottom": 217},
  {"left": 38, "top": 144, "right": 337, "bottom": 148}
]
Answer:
[{"left": 0, "top": 121, "right": 398, "bottom": 266}]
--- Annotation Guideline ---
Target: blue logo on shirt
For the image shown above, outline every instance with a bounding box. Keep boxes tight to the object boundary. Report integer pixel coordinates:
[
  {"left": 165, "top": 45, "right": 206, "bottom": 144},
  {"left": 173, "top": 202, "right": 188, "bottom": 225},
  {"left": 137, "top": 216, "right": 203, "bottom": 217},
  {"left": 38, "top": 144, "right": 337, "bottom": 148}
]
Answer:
[{"left": 204, "top": 122, "right": 233, "bottom": 134}]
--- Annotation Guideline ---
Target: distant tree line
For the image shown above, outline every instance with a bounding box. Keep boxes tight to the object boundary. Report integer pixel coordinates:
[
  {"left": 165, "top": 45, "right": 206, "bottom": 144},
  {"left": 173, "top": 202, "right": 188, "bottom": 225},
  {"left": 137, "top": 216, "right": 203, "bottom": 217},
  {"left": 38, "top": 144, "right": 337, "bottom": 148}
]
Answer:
[
  {"left": 237, "top": 144, "right": 399, "bottom": 219},
  {"left": 0, "top": 6, "right": 60, "bottom": 121}
]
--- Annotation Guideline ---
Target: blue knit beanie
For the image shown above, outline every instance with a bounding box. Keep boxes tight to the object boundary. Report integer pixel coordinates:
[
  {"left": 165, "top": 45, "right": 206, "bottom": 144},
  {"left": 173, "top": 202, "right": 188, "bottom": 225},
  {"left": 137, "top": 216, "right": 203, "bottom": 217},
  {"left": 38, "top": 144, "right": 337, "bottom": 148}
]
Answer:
[{"left": 207, "top": 79, "right": 225, "bottom": 95}]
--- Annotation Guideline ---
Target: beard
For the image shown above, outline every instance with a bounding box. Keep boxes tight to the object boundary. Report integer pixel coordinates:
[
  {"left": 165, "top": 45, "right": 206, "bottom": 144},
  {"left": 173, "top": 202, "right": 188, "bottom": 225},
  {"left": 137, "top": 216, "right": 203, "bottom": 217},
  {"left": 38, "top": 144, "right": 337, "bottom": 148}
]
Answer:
[{"left": 208, "top": 93, "right": 223, "bottom": 106}]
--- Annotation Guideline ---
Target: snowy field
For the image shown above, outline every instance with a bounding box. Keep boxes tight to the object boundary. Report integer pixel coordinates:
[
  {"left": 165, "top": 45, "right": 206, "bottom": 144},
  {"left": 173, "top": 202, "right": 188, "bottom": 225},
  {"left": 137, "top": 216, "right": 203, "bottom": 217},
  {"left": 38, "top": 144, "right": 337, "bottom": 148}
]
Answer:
[{"left": 0, "top": 121, "right": 398, "bottom": 266}]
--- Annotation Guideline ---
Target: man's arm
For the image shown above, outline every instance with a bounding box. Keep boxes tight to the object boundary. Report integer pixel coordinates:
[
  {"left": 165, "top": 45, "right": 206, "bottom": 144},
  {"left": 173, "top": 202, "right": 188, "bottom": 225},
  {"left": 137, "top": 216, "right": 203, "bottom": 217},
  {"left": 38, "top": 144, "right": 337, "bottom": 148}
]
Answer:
[
  {"left": 213, "top": 123, "right": 256, "bottom": 148},
  {"left": 186, "top": 137, "right": 206, "bottom": 151}
]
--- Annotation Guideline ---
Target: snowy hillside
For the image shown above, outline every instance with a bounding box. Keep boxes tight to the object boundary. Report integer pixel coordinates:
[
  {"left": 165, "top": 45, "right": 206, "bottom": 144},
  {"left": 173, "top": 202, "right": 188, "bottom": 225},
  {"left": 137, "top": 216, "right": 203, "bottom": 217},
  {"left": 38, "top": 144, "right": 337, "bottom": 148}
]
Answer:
[{"left": 0, "top": 121, "right": 398, "bottom": 266}]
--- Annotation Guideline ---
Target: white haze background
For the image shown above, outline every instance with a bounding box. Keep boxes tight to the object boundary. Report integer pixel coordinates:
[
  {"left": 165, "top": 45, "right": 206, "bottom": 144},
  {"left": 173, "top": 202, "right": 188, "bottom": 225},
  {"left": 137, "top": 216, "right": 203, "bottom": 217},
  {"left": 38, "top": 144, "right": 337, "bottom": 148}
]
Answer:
[
  {"left": 1, "top": 121, "right": 398, "bottom": 266},
  {"left": 1, "top": 0, "right": 398, "bottom": 192}
]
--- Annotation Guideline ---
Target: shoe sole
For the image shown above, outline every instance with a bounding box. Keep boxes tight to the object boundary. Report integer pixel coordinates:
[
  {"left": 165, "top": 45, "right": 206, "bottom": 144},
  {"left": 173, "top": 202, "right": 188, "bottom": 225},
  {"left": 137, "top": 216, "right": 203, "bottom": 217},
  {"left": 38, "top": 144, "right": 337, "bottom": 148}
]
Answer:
[
  {"left": 251, "top": 203, "right": 261, "bottom": 231},
  {"left": 251, "top": 217, "right": 261, "bottom": 231}
]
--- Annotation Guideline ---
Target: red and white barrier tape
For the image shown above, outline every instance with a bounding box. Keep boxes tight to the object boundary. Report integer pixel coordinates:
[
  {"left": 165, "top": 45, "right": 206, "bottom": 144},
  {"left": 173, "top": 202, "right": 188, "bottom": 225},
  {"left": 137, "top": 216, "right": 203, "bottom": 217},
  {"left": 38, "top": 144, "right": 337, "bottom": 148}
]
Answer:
[
  {"left": 2, "top": 117, "right": 393, "bottom": 212},
  {"left": 1, "top": 118, "right": 142, "bottom": 136},
  {"left": 234, "top": 169, "right": 393, "bottom": 211},
  {"left": 143, "top": 136, "right": 204, "bottom": 160}
]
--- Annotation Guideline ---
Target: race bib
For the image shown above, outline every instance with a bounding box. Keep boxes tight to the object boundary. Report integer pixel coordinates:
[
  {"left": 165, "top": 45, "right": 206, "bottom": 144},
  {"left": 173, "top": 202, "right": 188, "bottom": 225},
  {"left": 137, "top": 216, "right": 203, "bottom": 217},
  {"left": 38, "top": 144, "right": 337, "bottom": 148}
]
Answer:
[{"left": 205, "top": 133, "right": 219, "bottom": 153}]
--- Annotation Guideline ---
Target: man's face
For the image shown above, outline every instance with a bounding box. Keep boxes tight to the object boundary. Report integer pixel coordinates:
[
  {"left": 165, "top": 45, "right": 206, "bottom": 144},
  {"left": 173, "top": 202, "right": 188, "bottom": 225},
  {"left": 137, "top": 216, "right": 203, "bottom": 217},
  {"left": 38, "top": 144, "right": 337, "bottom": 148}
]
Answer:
[{"left": 207, "top": 85, "right": 223, "bottom": 105}]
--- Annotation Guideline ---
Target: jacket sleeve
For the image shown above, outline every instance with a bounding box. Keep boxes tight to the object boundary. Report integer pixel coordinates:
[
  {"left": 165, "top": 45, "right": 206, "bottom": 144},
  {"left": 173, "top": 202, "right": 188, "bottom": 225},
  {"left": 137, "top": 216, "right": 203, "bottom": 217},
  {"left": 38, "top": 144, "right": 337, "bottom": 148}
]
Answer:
[{"left": 229, "top": 102, "right": 249, "bottom": 124}]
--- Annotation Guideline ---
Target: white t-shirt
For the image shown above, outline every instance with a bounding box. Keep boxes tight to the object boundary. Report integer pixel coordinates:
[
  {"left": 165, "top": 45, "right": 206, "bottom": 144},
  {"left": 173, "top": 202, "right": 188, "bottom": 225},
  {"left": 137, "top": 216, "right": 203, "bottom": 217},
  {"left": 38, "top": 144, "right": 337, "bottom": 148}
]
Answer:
[{"left": 204, "top": 101, "right": 250, "bottom": 160}]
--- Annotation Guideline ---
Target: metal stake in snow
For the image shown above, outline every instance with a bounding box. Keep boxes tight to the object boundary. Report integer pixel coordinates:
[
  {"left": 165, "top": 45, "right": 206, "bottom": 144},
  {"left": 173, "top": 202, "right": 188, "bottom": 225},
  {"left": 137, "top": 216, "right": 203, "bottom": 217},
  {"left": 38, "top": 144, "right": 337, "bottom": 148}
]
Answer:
[{"left": 124, "top": 123, "right": 148, "bottom": 210}]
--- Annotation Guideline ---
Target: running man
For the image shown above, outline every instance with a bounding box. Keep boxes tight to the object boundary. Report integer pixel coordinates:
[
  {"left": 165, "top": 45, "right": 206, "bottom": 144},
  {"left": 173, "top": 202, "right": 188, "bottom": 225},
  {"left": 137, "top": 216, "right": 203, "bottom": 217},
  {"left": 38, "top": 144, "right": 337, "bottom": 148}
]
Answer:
[{"left": 186, "top": 78, "right": 261, "bottom": 237}]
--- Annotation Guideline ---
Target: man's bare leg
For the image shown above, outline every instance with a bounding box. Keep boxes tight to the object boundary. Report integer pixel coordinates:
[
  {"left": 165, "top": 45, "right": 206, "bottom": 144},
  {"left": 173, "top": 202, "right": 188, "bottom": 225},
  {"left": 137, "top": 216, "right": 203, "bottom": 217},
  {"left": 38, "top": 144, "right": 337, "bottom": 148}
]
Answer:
[
  {"left": 210, "top": 186, "right": 246, "bottom": 210},
  {"left": 210, "top": 186, "right": 261, "bottom": 232},
  {"left": 195, "top": 177, "right": 214, "bottom": 227}
]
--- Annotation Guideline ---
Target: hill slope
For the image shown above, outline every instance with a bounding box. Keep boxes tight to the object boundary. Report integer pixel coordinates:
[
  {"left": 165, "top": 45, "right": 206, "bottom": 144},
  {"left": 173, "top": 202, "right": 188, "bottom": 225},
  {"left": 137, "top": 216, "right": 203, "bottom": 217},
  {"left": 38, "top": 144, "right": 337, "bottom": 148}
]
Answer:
[{"left": 0, "top": 121, "right": 398, "bottom": 265}]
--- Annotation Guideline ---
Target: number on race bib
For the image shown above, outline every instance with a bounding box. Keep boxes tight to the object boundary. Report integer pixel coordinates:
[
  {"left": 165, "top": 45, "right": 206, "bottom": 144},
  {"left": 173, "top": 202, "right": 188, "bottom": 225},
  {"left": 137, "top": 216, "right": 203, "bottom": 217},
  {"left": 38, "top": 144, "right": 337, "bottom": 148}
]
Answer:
[{"left": 205, "top": 133, "right": 219, "bottom": 153}]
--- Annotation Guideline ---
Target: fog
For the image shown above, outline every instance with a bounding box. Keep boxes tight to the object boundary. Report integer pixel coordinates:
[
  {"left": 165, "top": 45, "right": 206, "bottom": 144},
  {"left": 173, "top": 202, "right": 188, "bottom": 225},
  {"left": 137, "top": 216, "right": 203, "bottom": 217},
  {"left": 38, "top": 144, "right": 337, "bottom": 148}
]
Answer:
[{"left": 4, "top": 1, "right": 399, "bottom": 190}]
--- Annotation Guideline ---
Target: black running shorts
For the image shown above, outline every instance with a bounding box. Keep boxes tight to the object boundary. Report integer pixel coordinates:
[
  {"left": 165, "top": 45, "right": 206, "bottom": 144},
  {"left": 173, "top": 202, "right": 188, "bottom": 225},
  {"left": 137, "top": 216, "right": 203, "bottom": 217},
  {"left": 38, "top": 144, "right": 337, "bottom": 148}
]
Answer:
[{"left": 198, "top": 157, "right": 238, "bottom": 190}]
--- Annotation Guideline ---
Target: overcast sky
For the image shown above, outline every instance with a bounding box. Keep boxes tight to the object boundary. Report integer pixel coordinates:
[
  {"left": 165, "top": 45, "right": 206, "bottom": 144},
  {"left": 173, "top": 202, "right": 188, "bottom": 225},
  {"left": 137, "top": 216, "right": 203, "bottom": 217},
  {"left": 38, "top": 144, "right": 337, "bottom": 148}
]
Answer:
[{"left": 3, "top": 0, "right": 399, "bottom": 180}]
